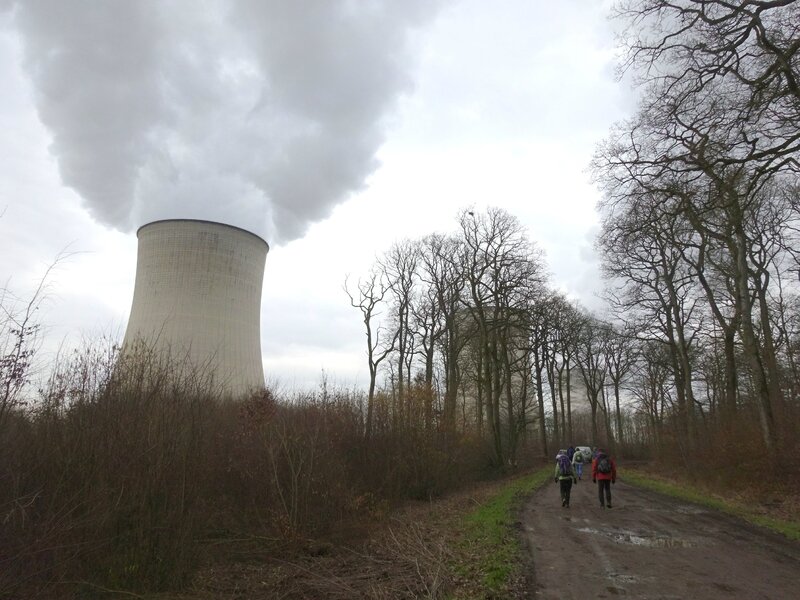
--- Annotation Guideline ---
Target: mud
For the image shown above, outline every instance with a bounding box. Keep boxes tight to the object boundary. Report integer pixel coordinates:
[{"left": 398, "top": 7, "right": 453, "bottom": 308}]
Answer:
[{"left": 520, "top": 477, "right": 800, "bottom": 599}]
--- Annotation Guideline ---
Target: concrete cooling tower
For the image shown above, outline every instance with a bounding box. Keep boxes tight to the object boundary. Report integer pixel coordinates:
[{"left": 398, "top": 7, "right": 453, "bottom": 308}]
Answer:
[{"left": 122, "top": 219, "right": 268, "bottom": 396}]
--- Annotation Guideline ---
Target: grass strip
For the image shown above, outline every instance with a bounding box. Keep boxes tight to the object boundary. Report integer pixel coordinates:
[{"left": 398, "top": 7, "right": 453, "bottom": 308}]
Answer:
[
  {"left": 624, "top": 469, "right": 800, "bottom": 541},
  {"left": 450, "top": 466, "right": 551, "bottom": 598}
]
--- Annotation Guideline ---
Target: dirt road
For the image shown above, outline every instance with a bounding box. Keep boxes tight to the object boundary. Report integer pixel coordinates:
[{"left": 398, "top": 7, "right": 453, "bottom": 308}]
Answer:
[{"left": 520, "top": 475, "right": 800, "bottom": 599}]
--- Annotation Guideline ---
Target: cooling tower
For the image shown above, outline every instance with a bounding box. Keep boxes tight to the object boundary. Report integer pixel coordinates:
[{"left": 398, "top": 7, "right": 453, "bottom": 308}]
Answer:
[{"left": 122, "top": 219, "right": 268, "bottom": 396}]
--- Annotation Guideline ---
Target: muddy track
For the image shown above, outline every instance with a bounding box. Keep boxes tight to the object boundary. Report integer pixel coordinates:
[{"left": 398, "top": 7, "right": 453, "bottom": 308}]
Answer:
[{"left": 520, "top": 476, "right": 800, "bottom": 599}]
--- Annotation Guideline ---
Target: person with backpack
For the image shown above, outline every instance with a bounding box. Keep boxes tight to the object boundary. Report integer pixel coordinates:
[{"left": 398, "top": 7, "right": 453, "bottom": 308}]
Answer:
[
  {"left": 567, "top": 446, "right": 575, "bottom": 461},
  {"left": 572, "top": 446, "right": 585, "bottom": 480},
  {"left": 592, "top": 448, "right": 617, "bottom": 508},
  {"left": 554, "top": 449, "right": 578, "bottom": 508}
]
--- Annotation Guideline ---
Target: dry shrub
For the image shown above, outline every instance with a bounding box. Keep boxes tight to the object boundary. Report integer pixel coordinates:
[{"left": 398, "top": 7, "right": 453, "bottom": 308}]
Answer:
[
  {"left": 646, "top": 399, "right": 800, "bottom": 508},
  {"left": 0, "top": 341, "right": 497, "bottom": 598},
  {"left": 187, "top": 518, "right": 453, "bottom": 600},
  {"left": 357, "top": 388, "right": 490, "bottom": 502},
  {"left": 231, "top": 389, "right": 368, "bottom": 539},
  {"left": 0, "top": 342, "right": 224, "bottom": 596},
  {"left": 293, "top": 518, "right": 453, "bottom": 600}
]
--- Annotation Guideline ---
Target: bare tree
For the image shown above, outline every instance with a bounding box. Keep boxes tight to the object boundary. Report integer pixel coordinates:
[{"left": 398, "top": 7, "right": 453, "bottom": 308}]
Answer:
[
  {"left": 574, "top": 314, "right": 609, "bottom": 447},
  {"left": 604, "top": 324, "right": 637, "bottom": 451},
  {"left": 595, "top": 188, "right": 702, "bottom": 448},
  {"left": 615, "top": 0, "right": 800, "bottom": 112},
  {"left": 457, "top": 207, "right": 546, "bottom": 467},
  {"left": 1, "top": 256, "right": 67, "bottom": 428},
  {"left": 380, "top": 241, "right": 419, "bottom": 429},
  {"left": 416, "top": 234, "right": 466, "bottom": 435},
  {"left": 630, "top": 339, "right": 673, "bottom": 449},
  {"left": 527, "top": 293, "right": 553, "bottom": 457},
  {"left": 344, "top": 270, "right": 398, "bottom": 439},
  {"left": 0, "top": 287, "right": 41, "bottom": 428},
  {"left": 595, "top": 0, "right": 800, "bottom": 452}
]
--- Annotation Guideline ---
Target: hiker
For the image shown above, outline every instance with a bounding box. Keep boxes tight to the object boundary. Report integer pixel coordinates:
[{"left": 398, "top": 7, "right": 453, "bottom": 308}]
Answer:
[
  {"left": 572, "top": 446, "right": 585, "bottom": 480},
  {"left": 567, "top": 445, "right": 575, "bottom": 461},
  {"left": 554, "top": 449, "right": 578, "bottom": 508},
  {"left": 592, "top": 448, "right": 617, "bottom": 508}
]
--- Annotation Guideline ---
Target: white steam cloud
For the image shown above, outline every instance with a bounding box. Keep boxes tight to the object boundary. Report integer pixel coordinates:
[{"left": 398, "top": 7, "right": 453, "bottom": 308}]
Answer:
[{"left": 6, "top": 0, "right": 436, "bottom": 243}]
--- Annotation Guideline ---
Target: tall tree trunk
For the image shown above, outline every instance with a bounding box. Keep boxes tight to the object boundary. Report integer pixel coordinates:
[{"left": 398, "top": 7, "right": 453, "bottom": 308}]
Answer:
[
  {"left": 558, "top": 364, "right": 567, "bottom": 446},
  {"left": 733, "top": 226, "right": 776, "bottom": 451},
  {"left": 443, "top": 322, "right": 460, "bottom": 436},
  {"left": 475, "top": 349, "right": 483, "bottom": 437},
  {"left": 755, "top": 277, "right": 785, "bottom": 419},
  {"left": 533, "top": 346, "right": 548, "bottom": 458},
  {"left": 600, "top": 385, "right": 615, "bottom": 451},
  {"left": 566, "top": 362, "right": 573, "bottom": 441},
  {"left": 589, "top": 390, "right": 599, "bottom": 447},
  {"left": 613, "top": 378, "right": 624, "bottom": 452},
  {"left": 367, "top": 369, "right": 376, "bottom": 440},
  {"left": 485, "top": 338, "right": 504, "bottom": 467},
  {"left": 503, "top": 341, "right": 517, "bottom": 467},
  {"left": 546, "top": 344, "right": 560, "bottom": 446}
]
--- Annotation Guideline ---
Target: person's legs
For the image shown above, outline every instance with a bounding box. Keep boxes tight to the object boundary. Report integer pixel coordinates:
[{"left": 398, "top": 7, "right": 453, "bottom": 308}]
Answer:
[
  {"left": 559, "top": 479, "right": 571, "bottom": 506},
  {"left": 599, "top": 480, "right": 611, "bottom": 507},
  {"left": 576, "top": 463, "right": 583, "bottom": 479}
]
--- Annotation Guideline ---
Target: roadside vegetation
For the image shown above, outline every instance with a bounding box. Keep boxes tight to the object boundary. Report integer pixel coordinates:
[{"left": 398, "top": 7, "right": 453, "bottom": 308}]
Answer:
[
  {"left": 0, "top": 298, "right": 552, "bottom": 598},
  {"left": 449, "top": 467, "right": 551, "bottom": 598},
  {"left": 0, "top": 345, "right": 491, "bottom": 598}
]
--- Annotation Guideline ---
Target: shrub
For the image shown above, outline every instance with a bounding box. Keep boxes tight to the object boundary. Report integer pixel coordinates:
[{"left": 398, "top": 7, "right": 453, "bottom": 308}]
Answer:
[{"left": 0, "top": 341, "right": 497, "bottom": 597}]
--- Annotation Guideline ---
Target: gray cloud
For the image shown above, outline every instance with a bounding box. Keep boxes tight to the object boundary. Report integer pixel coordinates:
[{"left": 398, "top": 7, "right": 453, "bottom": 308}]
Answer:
[{"left": 7, "top": 0, "right": 436, "bottom": 243}]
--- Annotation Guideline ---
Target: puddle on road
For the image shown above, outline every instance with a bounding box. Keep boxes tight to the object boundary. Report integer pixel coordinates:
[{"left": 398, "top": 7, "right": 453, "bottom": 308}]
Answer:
[
  {"left": 578, "top": 527, "right": 698, "bottom": 548},
  {"left": 640, "top": 504, "right": 706, "bottom": 516},
  {"left": 674, "top": 505, "right": 706, "bottom": 515},
  {"left": 606, "top": 572, "right": 640, "bottom": 584},
  {"left": 606, "top": 571, "right": 642, "bottom": 586}
]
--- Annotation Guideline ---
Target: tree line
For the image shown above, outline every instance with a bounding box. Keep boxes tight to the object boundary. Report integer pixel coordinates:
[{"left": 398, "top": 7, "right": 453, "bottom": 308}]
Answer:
[
  {"left": 592, "top": 0, "right": 800, "bottom": 458},
  {"left": 347, "top": 0, "right": 800, "bottom": 468},
  {"left": 346, "top": 207, "right": 644, "bottom": 467}
]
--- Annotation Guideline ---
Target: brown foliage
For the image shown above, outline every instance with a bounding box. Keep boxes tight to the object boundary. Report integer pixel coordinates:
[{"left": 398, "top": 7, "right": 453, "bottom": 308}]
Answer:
[{"left": 0, "top": 341, "right": 493, "bottom": 598}]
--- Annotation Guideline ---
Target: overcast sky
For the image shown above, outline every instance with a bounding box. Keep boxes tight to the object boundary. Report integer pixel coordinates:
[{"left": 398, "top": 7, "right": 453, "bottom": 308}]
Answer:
[{"left": 0, "top": 0, "right": 633, "bottom": 390}]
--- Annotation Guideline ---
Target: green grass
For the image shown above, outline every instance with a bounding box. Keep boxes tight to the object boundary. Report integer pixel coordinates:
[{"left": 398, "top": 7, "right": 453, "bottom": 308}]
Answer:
[
  {"left": 450, "top": 466, "right": 551, "bottom": 597},
  {"left": 624, "top": 469, "right": 800, "bottom": 541}
]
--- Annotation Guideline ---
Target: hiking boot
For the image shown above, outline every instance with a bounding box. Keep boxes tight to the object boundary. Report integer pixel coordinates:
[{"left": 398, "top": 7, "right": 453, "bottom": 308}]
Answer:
[
  {"left": 607, "top": 503, "right": 612, "bottom": 508},
  {"left": 562, "top": 499, "right": 567, "bottom": 507}
]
